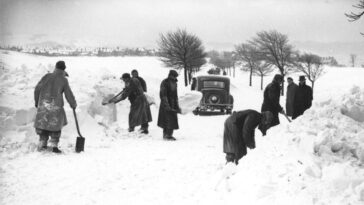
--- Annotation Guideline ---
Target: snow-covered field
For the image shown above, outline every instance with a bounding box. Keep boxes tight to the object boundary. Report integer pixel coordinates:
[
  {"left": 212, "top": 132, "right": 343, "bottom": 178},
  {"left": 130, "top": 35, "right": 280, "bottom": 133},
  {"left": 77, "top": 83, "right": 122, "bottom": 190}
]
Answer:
[{"left": 0, "top": 50, "right": 364, "bottom": 205}]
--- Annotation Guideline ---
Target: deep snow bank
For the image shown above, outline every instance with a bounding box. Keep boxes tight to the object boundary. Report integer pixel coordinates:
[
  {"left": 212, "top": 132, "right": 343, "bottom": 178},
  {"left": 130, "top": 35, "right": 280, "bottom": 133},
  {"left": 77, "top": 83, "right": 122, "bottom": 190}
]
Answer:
[{"left": 262, "top": 86, "right": 364, "bottom": 204}]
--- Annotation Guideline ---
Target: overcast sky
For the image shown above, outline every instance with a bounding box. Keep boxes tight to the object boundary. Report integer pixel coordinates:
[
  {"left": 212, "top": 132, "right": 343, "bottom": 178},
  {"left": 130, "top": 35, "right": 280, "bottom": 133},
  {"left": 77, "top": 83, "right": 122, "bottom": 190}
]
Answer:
[{"left": 0, "top": 0, "right": 363, "bottom": 49}]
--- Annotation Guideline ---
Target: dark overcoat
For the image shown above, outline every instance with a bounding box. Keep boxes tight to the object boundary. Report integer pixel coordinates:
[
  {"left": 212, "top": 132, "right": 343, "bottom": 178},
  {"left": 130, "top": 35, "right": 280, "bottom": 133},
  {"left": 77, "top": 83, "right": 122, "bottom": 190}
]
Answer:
[
  {"left": 34, "top": 68, "right": 77, "bottom": 131},
  {"left": 223, "top": 110, "right": 264, "bottom": 161},
  {"left": 292, "top": 83, "right": 313, "bottom": 119},
  {"left": 261, "top": 81, "right": 283, "bottom": 126},
  {"left": 157, "top": 77, "right": 179, "bottom": 130},
  {"left": 286, "top": 83, "right": 298, "bottom": 117},
  {"left": 112, "top": 78, "right": 152, "bottom": 128},
  {"left": 135, "top": 76, "right": 147, "bottom": 92}
]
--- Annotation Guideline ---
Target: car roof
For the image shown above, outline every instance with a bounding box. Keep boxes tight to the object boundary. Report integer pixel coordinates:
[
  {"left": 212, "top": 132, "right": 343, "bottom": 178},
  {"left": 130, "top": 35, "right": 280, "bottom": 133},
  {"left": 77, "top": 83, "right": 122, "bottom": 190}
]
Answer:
[{"left": 195, "top": 75, "right": 230, "bottom": 81}]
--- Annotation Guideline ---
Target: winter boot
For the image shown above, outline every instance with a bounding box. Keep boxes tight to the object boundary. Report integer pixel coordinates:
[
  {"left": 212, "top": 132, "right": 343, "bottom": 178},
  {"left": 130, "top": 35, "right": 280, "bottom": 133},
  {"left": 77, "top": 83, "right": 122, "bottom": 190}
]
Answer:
[
  {"left": 37, "top": 140, "right": 48, "bottom": 151},
  {"left": 140, "top": 127, "right": 149, "bottom": 134},
  {"left": 163, "top": 134, "right": 176, "bottom": 141},
  {"left": 128, "top": 127, "right": 135, "bottom": 132},
  {"left": 141, "top": 130, "right": 149, "bottom": 134},
  {"left": 225, "top": 153, "right": 239, "bottom": 165},
  {"left": 52, "top": 147, "right": 62, "bottom": 154}
]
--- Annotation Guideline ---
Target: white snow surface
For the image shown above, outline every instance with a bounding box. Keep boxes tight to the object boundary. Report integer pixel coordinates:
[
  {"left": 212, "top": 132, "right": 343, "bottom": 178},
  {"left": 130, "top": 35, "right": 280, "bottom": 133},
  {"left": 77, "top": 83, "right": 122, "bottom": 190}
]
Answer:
[{"left": 0, "top": 50, "right": 364, "bottom": 205}]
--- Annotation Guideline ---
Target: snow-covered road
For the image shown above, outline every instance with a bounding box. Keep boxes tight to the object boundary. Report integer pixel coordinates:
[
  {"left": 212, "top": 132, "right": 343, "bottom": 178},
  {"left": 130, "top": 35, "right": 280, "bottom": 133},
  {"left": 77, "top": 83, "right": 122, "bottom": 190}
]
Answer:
[{"left": 1, "top": 51, "right": 364, "bottom": 205}]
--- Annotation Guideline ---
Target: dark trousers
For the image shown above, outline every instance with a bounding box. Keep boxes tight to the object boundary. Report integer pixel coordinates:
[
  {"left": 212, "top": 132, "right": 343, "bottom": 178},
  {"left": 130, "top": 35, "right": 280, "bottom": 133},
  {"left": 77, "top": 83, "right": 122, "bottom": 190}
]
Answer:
[
  {"left": 36, "top": 128, "right": 61, "bottom": 147},
  {"left": 141, "top": 123, "right": 149, "bottom": 130},
  {"left": 163, "top": 128, "right": 174, "bottom": 137}
]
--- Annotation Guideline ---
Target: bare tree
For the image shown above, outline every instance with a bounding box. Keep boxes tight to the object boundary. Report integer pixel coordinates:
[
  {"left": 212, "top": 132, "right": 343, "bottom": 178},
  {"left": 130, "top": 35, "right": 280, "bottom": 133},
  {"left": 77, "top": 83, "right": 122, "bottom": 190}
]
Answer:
[
  {"left": 250, "top": 30, "right": 296, "bottom": 95},
  {"left": 158, "top": 29, "right": 207, "bottom": 86},
  {"left": 350, "top": 54, "right": 357, "bottom": 67},
  {"left": 253, "top": 62, "right": 274, "bottom": 90},
  {"left": 235, "top": 43, "right": 260, "bottom": 86},
  {"left": 346, "top": 0, "right": 364, "bottom": 35},
  {"left": 296, "top": 53, "right": 325, "bottom": 92}
]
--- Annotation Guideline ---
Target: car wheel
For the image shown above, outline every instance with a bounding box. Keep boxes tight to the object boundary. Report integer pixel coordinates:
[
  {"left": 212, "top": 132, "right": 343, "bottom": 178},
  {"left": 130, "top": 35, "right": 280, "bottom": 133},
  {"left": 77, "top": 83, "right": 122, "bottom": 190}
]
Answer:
[{"left": 193, "top": 109, "right": 199, "bottom": 115}]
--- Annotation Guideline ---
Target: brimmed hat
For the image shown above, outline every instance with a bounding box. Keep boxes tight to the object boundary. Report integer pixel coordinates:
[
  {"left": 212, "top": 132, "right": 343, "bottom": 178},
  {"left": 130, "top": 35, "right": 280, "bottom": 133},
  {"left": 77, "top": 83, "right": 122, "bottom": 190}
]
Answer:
[
  {"left": 299, "top": 75, "right": 306, "bottom": 81},
  {"left": 55, "top": 61, "right": 66, "bottom": 70}
]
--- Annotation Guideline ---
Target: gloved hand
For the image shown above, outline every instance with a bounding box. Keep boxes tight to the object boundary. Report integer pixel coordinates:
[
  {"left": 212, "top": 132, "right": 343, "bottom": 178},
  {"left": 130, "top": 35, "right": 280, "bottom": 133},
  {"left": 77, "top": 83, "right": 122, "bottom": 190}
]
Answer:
[
  {"left": 280, "top": 109, "right": 285, "bottom": 114},
  {"left": 71, "top": 103, "right": 77, "bottom": 109},
  {"left": 169, "top": 109, "right": 178, "bottom": 113}
]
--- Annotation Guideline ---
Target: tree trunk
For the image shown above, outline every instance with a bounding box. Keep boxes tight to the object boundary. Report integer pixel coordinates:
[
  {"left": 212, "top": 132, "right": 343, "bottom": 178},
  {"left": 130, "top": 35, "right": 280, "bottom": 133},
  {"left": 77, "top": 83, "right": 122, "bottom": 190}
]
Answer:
[
  {"left": 311, "top": 81, "right": 315, "bottom": 94},
  {"left": 188, "top": 69, "right": 192, "bottom": 84},
  {"left": 184, "top": 66, "right": 188, "bottom": 87},
  {"left": 249, "top": 67, "right": 253, "bottom": 86},
  {"left": 261, "top": 75, "right": 264, "bottom": 90},
  {"left": 279, "top": 69, "right": 285, "bottom": 96},
  {"left": 233, "top": 65, "right": 235, "bottom": 78}
]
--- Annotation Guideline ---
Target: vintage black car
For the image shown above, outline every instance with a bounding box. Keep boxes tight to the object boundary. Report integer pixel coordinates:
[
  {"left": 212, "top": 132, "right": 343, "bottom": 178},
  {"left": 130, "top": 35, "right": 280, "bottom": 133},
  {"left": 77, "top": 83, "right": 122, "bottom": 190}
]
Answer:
[{"left": 191, "top": 75, "right": 234, "bottom": 115}]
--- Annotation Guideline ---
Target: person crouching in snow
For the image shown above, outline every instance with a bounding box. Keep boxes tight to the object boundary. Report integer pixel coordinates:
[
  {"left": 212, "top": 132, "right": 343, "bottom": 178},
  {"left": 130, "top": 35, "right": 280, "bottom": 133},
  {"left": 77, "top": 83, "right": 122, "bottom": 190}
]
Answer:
[
  {"left": 34, "top": 61, "right": 77, "bottom": 153},
  {"left": 107, "top": 73, "right": 152, "bottom": 134},
  {"left": 223, "top": 110, "right": 273, "bottom": 164}
]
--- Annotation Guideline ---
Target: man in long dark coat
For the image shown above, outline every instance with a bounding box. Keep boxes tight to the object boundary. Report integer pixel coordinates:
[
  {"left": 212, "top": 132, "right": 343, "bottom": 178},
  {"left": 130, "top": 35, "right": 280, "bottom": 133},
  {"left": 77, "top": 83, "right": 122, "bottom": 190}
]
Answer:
[
  {"left": 108, "top": 73, "right": 152, "bottom": 134},
  {"left": 286, "top": 77, "right": 298, "bottom": 117},
  {"left": 292, "top": 76, "right": 313, "bottom": 119},
  {"left": 131, "top": 69, "right": 150, "bottom": 131},
  {"left": 261, "top": 74, "right": 284, "bottom": 127},
  {"left": 34, "top": 61, "right": 77, "bottom": 153},
  {"left": 157, "top": 70, "right": 181, "bottom": 141},
  {"left": 223, "top": 110, "right": 273, "bottom": 164}
]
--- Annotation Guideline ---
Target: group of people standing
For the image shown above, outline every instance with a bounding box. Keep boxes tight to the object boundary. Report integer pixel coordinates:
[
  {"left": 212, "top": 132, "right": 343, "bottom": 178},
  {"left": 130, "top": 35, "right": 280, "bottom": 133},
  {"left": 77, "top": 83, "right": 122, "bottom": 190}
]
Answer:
[
  {"left": 33, "top": 61, "right": 182, "bottom": 153},
  {"left": 105, "top": 69, "right": 181, "bottom": 141},
  {"left": 33, "top": 60, "right": 313, "bottom": 159},
  {"left": 286, "top": 75, "right": 313, "bottom": 120},
  {"left": 223, "top": 74, "right": 313, "bottom": 165}
]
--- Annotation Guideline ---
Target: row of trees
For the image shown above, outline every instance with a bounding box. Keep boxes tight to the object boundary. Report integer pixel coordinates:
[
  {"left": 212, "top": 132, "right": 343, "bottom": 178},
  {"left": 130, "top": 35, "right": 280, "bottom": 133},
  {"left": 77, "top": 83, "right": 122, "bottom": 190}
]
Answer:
[
  {"left": 157, "top": 0, "right": 364, "bottom": 90},
  {"left": 235, "top": 30, "right": 325, "bottom": 93},
  {"left": 157, "top": 28, "right": 326, "bottom": 95}
]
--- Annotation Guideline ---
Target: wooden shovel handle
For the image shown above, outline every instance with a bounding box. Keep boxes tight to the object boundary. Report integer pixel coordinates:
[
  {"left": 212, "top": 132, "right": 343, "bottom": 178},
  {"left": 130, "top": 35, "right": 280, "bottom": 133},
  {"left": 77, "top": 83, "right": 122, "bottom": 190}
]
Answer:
[{"left": 73, "top": 109, "right": 83, "bottom": 137}]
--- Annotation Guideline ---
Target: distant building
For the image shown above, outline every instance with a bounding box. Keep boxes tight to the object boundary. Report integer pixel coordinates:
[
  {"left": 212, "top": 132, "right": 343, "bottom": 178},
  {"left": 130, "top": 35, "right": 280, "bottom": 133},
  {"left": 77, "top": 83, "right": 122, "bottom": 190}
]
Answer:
[{"left": 321, "top": 56, "right": 339, "bottom": 66}]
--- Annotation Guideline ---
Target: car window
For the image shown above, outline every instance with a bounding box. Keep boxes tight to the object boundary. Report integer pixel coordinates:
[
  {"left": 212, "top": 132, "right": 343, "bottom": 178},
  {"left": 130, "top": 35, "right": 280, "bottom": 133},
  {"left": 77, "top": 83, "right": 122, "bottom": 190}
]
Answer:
[{"left": 203, "top": 81, "right": 225, "bottom": 88}]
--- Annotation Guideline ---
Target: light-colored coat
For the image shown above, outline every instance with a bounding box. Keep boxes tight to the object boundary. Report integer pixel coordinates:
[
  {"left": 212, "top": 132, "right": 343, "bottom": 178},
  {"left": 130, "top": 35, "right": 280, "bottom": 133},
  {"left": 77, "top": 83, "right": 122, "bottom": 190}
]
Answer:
[{"left": 34, "top": 69, "right": 76, "bottom": 131}]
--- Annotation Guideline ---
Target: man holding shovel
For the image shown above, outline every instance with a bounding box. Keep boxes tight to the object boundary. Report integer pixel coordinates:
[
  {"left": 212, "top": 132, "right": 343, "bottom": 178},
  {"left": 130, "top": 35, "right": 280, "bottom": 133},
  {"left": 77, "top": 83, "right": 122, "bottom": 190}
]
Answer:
[
  {"left": 261, "top": 74, "right": 288, "bottom": 127},
  {"left": 34, "top": 61, "right": 77, "bottom": 153},
  {"left": 104, "top": 73, "right": 152, "bottom": 134}
]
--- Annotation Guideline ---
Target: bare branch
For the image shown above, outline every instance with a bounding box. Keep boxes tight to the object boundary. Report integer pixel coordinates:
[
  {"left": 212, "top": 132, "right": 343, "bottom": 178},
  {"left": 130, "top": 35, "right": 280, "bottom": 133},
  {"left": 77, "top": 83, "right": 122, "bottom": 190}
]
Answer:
[{"left": 345, "top": 0, "right": 364, "bottom": 23}]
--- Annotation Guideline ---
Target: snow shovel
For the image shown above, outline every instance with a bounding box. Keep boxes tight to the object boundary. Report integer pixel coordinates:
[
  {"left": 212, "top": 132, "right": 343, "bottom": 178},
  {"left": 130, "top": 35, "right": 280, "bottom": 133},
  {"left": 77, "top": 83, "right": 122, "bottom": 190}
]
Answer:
[
  {"left": 73, "top": 109, "right": 85, "bottom": 153},
  {"left": 102, "top": 89, "right": 124, "bottom": 105}
]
